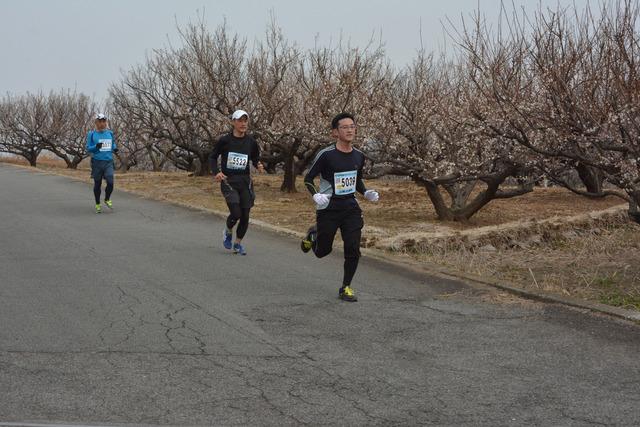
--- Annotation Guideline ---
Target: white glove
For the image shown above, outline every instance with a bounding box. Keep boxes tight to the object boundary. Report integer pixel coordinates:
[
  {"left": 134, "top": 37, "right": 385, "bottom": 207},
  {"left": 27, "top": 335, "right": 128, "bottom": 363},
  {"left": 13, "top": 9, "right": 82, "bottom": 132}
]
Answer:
[
  {"left": 364, "top": 189, "right": 379, "bottom": 202},
  {"left": 313, "top": 193, "right": 330, "bottom": 207}
]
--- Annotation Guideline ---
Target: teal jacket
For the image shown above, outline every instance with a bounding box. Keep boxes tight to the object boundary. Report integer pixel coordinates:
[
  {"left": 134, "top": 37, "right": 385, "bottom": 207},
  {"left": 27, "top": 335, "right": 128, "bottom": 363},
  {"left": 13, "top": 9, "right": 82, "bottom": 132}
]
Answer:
[{"left": 86, "top": 129, "right": 116, "bottom": 161}]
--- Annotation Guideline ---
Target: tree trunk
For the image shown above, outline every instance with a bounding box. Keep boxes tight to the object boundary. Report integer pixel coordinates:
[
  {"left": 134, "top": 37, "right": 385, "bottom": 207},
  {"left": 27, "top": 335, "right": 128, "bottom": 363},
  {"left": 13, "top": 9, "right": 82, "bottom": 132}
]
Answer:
[
  {"left": 280, "top": 138, "right": 302, "bottom": 193},
  {"left": 60, "top": 155, "right": 74, "bottom": 169},
  {"left": 147, "top": 146, "right": 162, "bottom": 171},
  {"left": 628, "top": 191, "right": 640, "bottom": 224},
  {"left": 415, "top": 176, "right": 507, "bottom": 222},
  {"left": 455, "top": 181, "right": 501, "bottom": 220},
  {"left": 264, "top": 161, "right": 278, "bottom": 174},
  {"left": 191, "top": 152, "right": 210, "bottom": 176},
  {"left": 576, "top": 163, "right": 604, "bottom": 195},
  {"left": 417, "top": 179, "right": 456, "bottom": 221},
  {"left": 69, "top": 156, "right": 84, "bottom": 169},
  {"left": 280, "top": 150, "right": 297, "bottom": 193},
  {"left": 443, "top": 181, "right": 476, "bottom": 211},
  {"left": 26, "top": 151, "right": 38, "bottom": 167},
  {"left": 117, "top": 154, "right": 130, "bottom": 172}
]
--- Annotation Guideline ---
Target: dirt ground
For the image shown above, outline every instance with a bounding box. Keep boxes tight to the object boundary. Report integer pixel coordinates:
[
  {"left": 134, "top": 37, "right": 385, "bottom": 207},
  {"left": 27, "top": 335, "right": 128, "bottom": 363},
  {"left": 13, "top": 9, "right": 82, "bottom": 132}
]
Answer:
[{"left": 6, "top": 157, "right": 640, "bottom": 311}]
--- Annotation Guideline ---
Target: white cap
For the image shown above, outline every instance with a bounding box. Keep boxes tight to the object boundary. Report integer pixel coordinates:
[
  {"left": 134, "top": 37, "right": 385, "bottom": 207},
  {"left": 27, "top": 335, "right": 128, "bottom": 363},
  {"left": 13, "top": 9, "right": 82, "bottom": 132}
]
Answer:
[
  {"left": 231, "top": 109, "right": 248, "bottom": 120},
  {"left": 95, "top": 113, "right": 107, "bottom": 120}
]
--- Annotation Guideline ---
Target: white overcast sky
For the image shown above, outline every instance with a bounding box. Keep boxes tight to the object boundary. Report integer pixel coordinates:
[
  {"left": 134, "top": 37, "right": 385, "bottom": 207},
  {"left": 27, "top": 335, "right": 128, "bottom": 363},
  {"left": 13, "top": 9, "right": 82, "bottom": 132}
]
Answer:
[{"left": 0, "top": 0, "right": 592, "bottom": 99}]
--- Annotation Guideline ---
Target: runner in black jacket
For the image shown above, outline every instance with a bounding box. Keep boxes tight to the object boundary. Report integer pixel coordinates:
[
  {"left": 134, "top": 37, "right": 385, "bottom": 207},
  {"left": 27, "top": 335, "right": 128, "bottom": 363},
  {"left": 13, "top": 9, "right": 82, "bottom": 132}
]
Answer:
[
  {"left": 301, "top": 113, "right": 380, "bottom": 302},
  {"left": 209, "top": 110, "right": 264, "bottom": 255}
]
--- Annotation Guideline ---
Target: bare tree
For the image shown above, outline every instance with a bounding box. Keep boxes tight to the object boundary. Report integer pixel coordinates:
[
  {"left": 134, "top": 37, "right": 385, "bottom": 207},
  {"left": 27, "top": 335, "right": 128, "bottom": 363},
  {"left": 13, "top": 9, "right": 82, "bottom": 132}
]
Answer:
[
  {"left": 0, "top": 92, "right": 50, "bottom": 167},
  {"left": 248, "top": 21, "right": 301, "bottom": 191},
  {"left": 271, "top": 39, "right": 390, "bottom": 192},
  {"left": 102, "top": 3, "right": 640, "bottom": 224},
  {"left": 458, "top": 1, "right": 640, "bottom": 222},
  {"left": 369, "top": 51, "right": 537, "bottom": 221},
  {"left": 109, "top": 82, "right": 174, "bottom": 172},
  {"left": 45, "top": 91, "right": 95, "bottom": 169},
  {"left": 106, "top": 106, "right": 148, "bottom": 172},
  {"left": 110, "top": 19, "right": 252, "bottom": 176}
]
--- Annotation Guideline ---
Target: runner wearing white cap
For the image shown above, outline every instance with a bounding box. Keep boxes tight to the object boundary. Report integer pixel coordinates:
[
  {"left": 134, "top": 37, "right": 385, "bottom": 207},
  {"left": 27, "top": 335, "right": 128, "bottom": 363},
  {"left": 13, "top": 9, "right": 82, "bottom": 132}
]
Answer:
[
  {"left": 86, "top": 113, "right": 118, "bottom": 213},
  {"left": 209, "top": 110, "right": 264, "bottom": 255}
]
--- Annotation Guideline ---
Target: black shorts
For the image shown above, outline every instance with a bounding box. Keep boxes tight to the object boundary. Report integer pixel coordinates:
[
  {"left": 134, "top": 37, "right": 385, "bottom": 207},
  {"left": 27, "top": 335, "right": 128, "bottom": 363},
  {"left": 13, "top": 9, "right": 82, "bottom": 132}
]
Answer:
[
  {"left": 221, "top": 175, "right": 255, "bottom": 209},
  {"left": 314, "top": 206, "right": 364, "bottom": 259}
]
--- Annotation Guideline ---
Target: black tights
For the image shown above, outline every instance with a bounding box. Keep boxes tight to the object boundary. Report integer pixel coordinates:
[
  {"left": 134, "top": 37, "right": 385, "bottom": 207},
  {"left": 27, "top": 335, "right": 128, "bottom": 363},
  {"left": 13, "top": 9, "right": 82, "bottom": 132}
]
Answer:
[
  {"left": 226, "top": 204, "right": 251, "bottom": 239},
  {"left": 93, "top": 176, "right": 113, "bottom": 204}
]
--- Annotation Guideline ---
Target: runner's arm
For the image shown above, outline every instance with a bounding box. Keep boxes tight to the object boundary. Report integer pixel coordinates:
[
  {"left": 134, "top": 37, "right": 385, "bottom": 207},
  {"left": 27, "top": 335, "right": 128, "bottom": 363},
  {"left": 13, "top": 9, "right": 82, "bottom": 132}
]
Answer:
[
  {"left": 85, "top": 131, "right": 99, "bottom": 153},
  {"left": 251, "top": 138, "right": 261, "bottom": 168},
  {"left": 209, "top": 139, "right": 222, "bottom": 174},
  {"left": 356, "top": 161, "right": 367, "bottom": 195},
  {"left": 304, "top": 154, "right": 324, "bottom": 195}
]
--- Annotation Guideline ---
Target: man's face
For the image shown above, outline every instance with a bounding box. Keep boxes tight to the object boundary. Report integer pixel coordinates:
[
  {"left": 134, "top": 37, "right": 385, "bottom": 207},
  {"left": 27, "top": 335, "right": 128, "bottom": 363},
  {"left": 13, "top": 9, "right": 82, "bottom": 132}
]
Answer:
[
  {"left": 95, "top": 119, "right": 107, "bottom": 130},
  {"left": 232, "top": 116, "right": 249, "bottom": 134},
  {"left": 332, "top": 118, "right": 356, "bottom": 143}
]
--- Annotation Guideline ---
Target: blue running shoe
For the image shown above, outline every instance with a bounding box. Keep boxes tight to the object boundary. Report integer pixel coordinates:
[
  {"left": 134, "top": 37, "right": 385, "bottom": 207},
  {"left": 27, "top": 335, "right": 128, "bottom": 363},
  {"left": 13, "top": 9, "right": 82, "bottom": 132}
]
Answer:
[
  {"left": 232, "top": 242, "right": 246, "bottom": 255},
  {"left": 223, "top": 229, "right": 233, "bottom": 250}
]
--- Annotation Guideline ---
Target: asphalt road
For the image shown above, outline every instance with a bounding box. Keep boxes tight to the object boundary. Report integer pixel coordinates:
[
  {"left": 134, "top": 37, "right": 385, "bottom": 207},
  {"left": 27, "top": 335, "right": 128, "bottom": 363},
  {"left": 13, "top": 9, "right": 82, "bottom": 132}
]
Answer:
[{"left": 1, "top": 163, "right": 639, "bottom": 426}]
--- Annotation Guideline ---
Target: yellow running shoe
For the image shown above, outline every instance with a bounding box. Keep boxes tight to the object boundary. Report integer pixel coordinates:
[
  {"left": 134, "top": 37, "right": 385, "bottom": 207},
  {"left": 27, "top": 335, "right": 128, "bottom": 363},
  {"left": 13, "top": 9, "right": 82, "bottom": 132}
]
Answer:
[
  {"left": 339, "top": 286, "right": 357, "bottom": 302},
  {"left": 105, "top": 199, "right": 113, "bottom": 209},
  {"left": 300, "top": 238, "right": 312, "bottom": 253},
  {"left": 300, "top": 226, "right": 316, "bottom": 253},
  {"left": 95, "top": 204, "right": 101, "bottom": 214}
]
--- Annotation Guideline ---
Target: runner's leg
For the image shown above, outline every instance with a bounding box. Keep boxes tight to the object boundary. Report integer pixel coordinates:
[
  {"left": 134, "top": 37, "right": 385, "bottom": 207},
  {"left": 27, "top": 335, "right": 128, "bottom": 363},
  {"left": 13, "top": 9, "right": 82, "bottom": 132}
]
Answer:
[
  {"left": 313, "top": 210, "right": 340, "bottom": 258},
  {"left": 104, "top": 175, "right": 114, "bottom": 202},
  {"left": 236, "top": 208, "right": 251, "bottom": 240},
  {"left": 93, "top": 179, "right": 102, "bottom": 205},
  {"left": 340, "top": 208, "right": 364, "bottom": 286},
  {"left": 226, "top": 203, "right": 242, "bottom": 230}
]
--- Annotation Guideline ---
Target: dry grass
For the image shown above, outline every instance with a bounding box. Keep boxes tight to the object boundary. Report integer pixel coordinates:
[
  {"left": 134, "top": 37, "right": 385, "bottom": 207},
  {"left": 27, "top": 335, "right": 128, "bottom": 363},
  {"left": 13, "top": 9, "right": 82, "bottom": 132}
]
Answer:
[
  {"left": 412, "top": 219, "right": 640, "bottom": 310},
  {"left": 5, "top": 156, "right": 640, "bottom": 311}
]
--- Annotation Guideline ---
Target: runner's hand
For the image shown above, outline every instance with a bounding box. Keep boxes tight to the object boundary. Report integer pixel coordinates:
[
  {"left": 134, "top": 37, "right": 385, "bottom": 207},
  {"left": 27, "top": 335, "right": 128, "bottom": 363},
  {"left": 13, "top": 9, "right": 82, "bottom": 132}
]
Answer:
[
  {"left": 313, "top": 193, "right": 330, "bottom": 207},
  {"left": 214, "top": 172, "right": 227, "bottom": 182},
  {"left": 364, "top": 190, "right": 379, "bottom": 202},
  {"left": 113, "top": 148, "right": 119, "bottom": 154},
  {"left": 96, "top": 143, "right": 103, "bottom": 150}
]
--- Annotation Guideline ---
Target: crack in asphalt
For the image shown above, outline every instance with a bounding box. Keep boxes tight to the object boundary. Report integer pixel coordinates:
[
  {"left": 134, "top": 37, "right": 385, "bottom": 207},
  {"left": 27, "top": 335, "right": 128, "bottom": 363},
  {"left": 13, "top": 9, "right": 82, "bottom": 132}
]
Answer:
[{"left": 560, "top": 412, "right": 610, "bottom": 426}]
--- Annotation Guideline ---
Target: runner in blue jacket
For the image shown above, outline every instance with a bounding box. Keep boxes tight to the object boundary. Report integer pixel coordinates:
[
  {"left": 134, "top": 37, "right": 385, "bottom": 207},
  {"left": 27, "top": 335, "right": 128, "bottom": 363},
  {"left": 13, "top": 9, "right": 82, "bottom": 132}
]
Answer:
[{"left": 86, "top": 113, "right": 118, "bottom": 213}]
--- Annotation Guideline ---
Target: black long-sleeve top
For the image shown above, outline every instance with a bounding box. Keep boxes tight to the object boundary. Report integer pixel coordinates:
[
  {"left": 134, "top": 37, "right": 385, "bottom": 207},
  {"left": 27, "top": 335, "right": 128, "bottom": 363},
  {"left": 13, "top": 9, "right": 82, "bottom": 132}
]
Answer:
[
  {"left": 209, "top": 133, "right": 260, "bottom": 176},
  {"left": 304, "top": 144, "right": 367, "bottom": 210}
]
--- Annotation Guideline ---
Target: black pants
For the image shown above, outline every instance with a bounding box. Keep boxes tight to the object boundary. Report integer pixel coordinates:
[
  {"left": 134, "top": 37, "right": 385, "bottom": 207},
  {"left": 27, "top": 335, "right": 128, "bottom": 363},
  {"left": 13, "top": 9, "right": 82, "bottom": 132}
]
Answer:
[
  {"left": 222, "top": 176, "right": 254, "bottom": 239},
  {"left": 91, "top": 159, "right": 114, "bottom": 204},
  {"left": 93, "top": 176, "right": 114, "bottom": 204},
  {"left": 312, "top": 207, "right": 364, "bottom": 286},
  {"left": 226, "top": 205, "right": 251, "bottom": 239}
]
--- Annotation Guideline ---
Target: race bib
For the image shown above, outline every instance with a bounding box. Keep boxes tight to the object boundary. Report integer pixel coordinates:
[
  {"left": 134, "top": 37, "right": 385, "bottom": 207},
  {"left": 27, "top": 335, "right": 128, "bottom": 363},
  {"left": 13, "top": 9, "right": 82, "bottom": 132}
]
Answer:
[
  {"left": 334, "top": 170, "right": 357, "bottom": 195},
  {"left": 99, "top": 139, "right": 112, "bottom": 152},
  {"left": 226, "top": 152, "right": 249, "bottom": 170}
]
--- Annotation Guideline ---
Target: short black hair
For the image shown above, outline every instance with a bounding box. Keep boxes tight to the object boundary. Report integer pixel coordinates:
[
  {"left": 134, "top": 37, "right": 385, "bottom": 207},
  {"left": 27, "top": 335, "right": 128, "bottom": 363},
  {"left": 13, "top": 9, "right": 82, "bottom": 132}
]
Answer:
[{"left": 331, "top": 112, "right": 356, "bottom": 129}]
